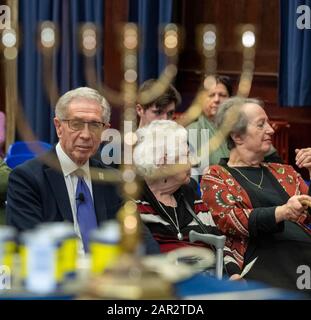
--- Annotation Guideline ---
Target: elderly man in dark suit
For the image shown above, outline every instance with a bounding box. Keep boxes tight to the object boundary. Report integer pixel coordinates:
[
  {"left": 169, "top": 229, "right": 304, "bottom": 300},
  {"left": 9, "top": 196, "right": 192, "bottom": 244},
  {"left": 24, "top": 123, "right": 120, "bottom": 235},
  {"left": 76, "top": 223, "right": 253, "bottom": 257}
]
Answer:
[{"left": 6, "top": 87, "right": 159, "bottom": 254}]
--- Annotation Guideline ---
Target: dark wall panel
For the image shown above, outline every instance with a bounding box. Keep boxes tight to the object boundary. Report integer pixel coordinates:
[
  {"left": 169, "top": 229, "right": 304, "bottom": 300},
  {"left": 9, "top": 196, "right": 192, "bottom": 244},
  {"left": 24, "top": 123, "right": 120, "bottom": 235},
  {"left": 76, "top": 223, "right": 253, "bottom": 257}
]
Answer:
[{"left": 104, "top": 0, "right": 129, "bottom": 129}]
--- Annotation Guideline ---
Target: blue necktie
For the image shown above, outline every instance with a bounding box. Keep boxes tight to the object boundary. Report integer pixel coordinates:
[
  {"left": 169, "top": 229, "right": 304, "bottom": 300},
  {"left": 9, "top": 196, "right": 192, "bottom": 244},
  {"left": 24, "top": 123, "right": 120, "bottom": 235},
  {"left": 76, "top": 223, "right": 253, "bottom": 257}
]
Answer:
[{"left": 75, "top": 174, "right": 98, "bottom": 252}]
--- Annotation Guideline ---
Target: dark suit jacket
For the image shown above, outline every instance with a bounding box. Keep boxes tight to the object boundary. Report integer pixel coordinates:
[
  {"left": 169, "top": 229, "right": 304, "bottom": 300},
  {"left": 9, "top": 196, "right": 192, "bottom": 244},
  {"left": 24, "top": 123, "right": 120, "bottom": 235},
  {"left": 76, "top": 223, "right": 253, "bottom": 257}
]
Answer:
[
  {"left": 5, "top": 150, "right": 160, "bottom": 255},
  {"left": 6, "top": 150, "right": 123, "bottom": 231}
]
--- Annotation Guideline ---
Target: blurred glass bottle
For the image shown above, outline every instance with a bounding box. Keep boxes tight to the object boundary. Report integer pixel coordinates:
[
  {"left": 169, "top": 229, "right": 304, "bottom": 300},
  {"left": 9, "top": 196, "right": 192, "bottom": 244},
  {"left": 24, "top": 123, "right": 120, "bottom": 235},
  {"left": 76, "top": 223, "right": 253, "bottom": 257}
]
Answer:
[{"left": 89, "top": 220, "right": 121, "bottom": 275}]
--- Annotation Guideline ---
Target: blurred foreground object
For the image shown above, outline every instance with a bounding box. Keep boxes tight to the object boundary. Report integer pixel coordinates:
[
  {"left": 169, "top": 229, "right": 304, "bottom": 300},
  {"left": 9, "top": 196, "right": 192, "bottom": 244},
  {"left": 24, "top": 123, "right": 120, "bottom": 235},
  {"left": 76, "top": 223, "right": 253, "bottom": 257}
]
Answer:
[{"left": 80, "top": 205, "right": 174, "bottom": 299}]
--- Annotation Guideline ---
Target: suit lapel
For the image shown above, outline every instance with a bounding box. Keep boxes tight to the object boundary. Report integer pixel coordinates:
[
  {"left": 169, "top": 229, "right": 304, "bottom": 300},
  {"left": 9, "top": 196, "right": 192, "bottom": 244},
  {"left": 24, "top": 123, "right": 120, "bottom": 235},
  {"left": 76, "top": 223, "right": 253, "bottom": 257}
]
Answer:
[
  {"left": 43, "top": 151, "right": 73, "bottom": 222},
  {"left": 42, "top": 153, "right": 111, "bottom": 224}
]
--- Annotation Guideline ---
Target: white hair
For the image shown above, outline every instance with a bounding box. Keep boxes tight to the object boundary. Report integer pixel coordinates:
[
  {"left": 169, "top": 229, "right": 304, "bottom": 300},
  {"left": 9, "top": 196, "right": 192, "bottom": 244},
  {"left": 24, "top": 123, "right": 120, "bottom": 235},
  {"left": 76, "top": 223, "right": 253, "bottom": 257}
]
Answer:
[
  {"left": 133, "top": 120, "right": 188, "bottom": 178},
  {"left": 55, "top": 87, "right": 111, "bottom": 123}
]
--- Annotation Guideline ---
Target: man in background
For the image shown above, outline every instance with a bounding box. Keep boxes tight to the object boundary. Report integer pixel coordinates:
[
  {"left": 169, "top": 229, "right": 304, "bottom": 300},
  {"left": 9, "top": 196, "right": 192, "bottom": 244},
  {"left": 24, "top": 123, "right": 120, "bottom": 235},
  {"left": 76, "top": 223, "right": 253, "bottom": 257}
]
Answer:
[
  {"left": 98, "top": 78, "right": 181, "bottom": 166},
  {"left": 136, "top": 79, "right": 181, "bottom": 128}
]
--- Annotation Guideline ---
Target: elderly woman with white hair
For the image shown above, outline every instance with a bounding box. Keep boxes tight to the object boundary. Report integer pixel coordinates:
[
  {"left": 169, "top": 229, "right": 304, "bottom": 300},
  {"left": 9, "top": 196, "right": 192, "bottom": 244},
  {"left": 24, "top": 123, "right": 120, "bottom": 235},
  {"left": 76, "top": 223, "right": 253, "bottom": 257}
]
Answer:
[{"left": 133, "top": 120, "right": 238, "bottom": 275}]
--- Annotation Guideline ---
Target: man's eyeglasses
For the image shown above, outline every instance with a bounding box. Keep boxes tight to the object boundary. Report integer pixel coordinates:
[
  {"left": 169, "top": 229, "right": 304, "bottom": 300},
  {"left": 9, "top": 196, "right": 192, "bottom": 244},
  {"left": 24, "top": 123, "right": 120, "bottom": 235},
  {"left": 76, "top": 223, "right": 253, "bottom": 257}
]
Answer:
[{"left": 62, "top": 119, "right": 105, "bottom": 133}]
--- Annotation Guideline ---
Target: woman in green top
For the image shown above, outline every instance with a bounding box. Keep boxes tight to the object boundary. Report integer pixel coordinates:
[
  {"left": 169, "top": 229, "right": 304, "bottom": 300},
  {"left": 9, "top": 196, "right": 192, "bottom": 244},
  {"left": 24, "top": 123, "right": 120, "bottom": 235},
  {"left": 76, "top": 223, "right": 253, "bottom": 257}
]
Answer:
[{"left": 187, "top": 75, "right": 281, "bottom": 180}]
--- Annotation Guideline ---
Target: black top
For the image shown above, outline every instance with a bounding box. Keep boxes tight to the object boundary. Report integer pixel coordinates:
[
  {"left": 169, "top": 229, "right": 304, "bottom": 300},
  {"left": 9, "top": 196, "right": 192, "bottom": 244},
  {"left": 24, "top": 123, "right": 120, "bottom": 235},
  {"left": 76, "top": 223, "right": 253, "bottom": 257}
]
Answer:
[
  {"left": 141, "top": 178, "right": 215, "bottom": 238},
  {"left": 221, "top": 159, "right": 311, "bottom": 292}
]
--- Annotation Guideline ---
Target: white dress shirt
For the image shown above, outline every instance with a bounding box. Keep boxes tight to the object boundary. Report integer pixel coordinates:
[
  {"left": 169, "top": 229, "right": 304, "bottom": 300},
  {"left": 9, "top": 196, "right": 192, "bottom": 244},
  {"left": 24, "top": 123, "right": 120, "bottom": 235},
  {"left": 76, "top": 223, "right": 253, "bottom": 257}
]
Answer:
[{"left": 55, "top": 143, "right": 94, "bottom": 254}]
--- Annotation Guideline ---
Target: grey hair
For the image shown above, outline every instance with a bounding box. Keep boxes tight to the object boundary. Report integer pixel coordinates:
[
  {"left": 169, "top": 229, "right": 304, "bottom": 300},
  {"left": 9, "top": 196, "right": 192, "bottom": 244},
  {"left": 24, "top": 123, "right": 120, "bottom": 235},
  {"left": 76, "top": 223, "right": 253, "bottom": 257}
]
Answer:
[
  {"left": 55, "top": 87, "right": 111, "bottom": 123},
  {"left": 133, "top": 120, "right": 188, "bottom": 178},
  {"left": 214, "top": 96, "right": 264, "bottom": 150}
]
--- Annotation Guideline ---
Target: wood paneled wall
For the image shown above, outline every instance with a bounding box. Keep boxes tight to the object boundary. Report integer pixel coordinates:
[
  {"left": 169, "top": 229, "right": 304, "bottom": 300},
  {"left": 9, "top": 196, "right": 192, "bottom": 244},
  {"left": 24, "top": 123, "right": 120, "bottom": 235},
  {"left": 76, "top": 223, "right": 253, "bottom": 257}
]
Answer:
[
  {"left": 175, "top": 0, "right": 311, "bottom": 177},
  {"left": 175, "top": 0, "right": 281, "bottom": 111},
  {"left": 176, "top": 0, "right": 279, "bottom": 75},
  {"left": 104, "top": 0, "right": 129, "bottom": 129}
]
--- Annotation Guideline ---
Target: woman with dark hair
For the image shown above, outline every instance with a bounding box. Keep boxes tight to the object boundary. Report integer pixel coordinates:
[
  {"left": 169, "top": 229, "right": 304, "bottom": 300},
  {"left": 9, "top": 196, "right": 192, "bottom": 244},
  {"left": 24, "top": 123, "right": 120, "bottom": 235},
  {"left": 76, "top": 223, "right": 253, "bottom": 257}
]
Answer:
[
  {"left": 187, "top": 75, "right": 281, "bottom": 172},
  {"left": 187, "top": 75, "right": 232, "bottom": 167}
]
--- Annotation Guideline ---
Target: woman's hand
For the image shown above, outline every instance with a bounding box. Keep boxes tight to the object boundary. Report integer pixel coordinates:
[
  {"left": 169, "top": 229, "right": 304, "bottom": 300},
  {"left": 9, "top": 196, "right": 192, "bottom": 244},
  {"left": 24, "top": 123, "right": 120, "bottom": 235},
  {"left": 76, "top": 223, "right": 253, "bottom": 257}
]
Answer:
[
  {"left": 295, "top": 148, "right": 311, "bottom": 177},
  {"left": 229, "top": 274, "right": 243, "bottom": 281},
  {"left": 275, "top": 195, "right": 311, "bottom": 223},
  {"left": 229, "top": 274, "right": 247, "bottom": 284}
]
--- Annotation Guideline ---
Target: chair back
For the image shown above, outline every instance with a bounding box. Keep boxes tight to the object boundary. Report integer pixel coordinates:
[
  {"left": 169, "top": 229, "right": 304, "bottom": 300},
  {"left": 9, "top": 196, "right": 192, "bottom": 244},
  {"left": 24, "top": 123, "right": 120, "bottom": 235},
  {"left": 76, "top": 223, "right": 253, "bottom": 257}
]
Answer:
[
  {"left": 5, "top": 154, "right": 35, "bottom": 169},
  {"left": 5, "top": 141, "right": 52, "bottom": 168},
  {"left": 7, "top": 141, "right": 52, "bottom": 157},
  {"left": 270, "top": 120, "right": 290, "bottom": 164}
]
